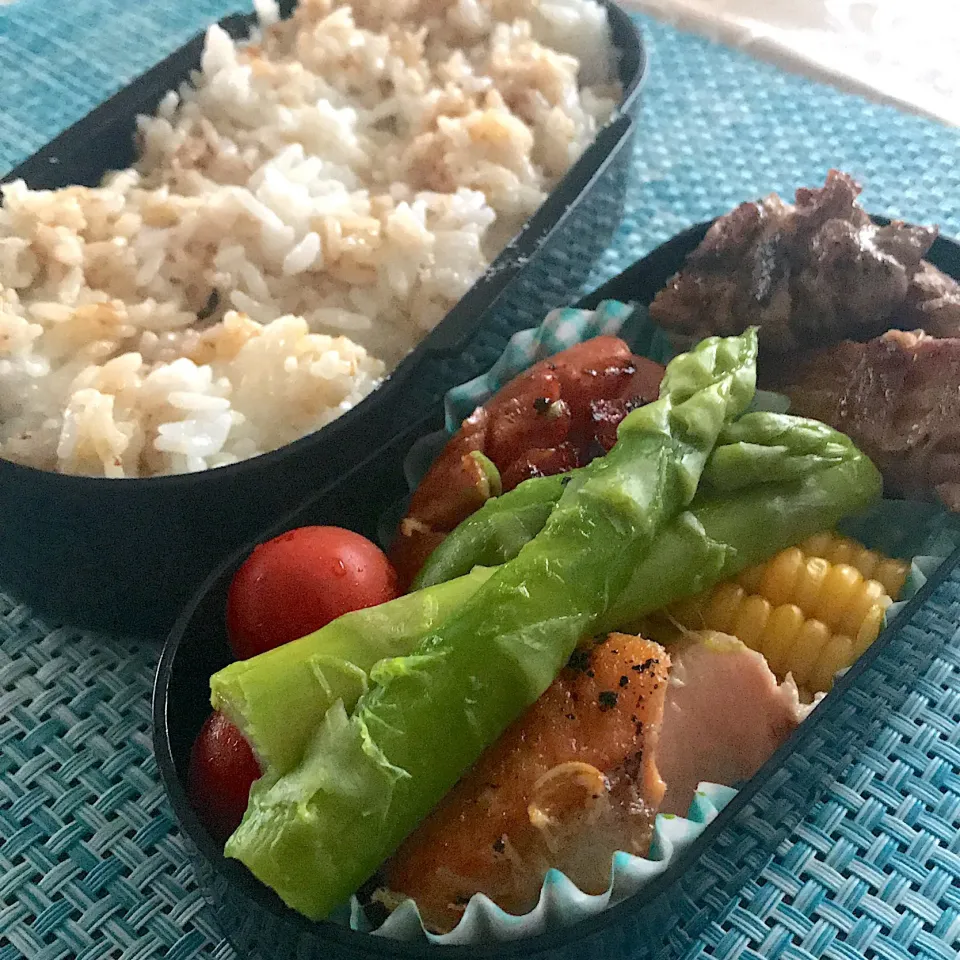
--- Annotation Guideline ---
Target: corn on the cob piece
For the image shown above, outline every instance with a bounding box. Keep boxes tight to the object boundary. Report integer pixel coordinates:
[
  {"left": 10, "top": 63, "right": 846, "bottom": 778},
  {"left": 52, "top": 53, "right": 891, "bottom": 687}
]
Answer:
[
  {"left": 797, "top": 532, "right": 909, "bottom": 599},
  {"left": 671, "top": 583, "right": 869, "bottom": 693},
  {"left": 669, "top": 533, "right": 905, "bottom": 694},
  {"left": 735, "top": 538, "right": 900, "bottom": 632}
]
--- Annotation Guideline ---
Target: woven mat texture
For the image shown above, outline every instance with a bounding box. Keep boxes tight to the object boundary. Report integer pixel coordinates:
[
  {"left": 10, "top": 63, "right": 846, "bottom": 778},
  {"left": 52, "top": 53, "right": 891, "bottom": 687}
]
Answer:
[{"left": 1, "top": 2, "right": 960, "bottom": 958}]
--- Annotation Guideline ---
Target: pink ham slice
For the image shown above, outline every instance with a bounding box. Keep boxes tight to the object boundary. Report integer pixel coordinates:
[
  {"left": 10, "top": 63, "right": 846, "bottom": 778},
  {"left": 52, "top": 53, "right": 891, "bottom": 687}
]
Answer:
[{"left": 654, "top": 631, "right": 816, "bottom": 814}]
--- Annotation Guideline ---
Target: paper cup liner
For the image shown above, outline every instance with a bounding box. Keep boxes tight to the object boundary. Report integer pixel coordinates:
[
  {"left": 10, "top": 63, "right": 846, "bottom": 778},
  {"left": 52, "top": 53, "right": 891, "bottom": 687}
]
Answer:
[
  {"left": 349, "top": 782, "right": 736, "bottom": 943},
  {"left": 361, "top": 299, "right": 960, "bottom": 943}
]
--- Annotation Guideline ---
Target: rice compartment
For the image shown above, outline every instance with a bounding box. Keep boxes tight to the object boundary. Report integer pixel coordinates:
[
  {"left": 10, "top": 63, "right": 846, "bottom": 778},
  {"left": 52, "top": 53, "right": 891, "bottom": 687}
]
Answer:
[{"left": 0, "top": 0, "right": 620, "bottom": 477}]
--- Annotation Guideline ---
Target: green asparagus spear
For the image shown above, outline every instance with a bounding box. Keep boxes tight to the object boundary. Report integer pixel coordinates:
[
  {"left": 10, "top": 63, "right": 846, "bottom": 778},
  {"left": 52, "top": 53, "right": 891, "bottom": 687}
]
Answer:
[
  {"left": 211, "top": 565, "right": 494, "bottom": 774},
  {"left": 411, "top": 473, "right": 570, "bottom": 589},
  {"left": 701, "top": 413, "right": 854, "bottom": 491},
  {"left": 224, "top": 330, "right": 758, "bottom": 919},
  {"left": 600, "top": 422, "right": 882, "bottom": 629},
  {"left": 415, "top": 411, "right": 873, "bottom": 590}
]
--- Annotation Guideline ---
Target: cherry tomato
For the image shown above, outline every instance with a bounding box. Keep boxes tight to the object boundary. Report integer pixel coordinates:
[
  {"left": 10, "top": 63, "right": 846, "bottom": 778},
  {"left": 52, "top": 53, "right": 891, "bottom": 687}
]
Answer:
[
  {"left": 226, "top": 526, "right": 401, "bottom": 659},
  {"left": 188, "top": 712, "right": 261, "bottom": 842}
]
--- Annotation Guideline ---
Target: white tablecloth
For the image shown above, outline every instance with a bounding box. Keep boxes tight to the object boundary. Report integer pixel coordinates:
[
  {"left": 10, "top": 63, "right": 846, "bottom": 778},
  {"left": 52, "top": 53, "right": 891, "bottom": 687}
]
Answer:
[{"left": 627, "top": 0, "right": 959, "bottom": 126}]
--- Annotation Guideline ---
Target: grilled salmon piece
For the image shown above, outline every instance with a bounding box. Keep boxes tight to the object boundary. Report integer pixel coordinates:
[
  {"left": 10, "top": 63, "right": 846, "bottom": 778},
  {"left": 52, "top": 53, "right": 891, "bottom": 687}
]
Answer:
[{"left": 384, "top": 634, "right": 670, "bottom": 933}]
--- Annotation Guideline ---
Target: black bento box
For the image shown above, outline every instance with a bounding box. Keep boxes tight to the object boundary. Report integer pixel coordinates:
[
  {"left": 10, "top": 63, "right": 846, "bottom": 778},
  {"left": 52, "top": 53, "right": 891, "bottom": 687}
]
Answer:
[
  {"left": 153, "top": 221, "right": 960, "bottom": 959},
  {"left": 0, "top": 1, "right": 645, "bottom": 637}
]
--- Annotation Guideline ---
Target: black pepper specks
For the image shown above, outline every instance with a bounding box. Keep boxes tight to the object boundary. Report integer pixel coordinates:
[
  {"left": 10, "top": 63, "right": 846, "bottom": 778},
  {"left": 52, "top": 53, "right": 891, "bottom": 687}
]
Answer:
[
  {"left": 619, "top": 675, "right": 629, "bottom": 688},
  {"left": 492, "top": 836, "right": 506, "bottom": 854},
  {"left": 565, "top": 713, "right": 576, "bottom": 721},
  {"left": 631, "top": 657, "right": 659, "bottom": 674},
  {"left": 568, "top": 649, "right": 591, "bottom": 672},
  {"left": 598, "top": 691, "right": 618, "bottom": 711},
  {"left": 197, "top": 288, "right": 220, "bottom": 321},
  {"left": 533, "top": 396, "right": 551, "bottom": 415}
]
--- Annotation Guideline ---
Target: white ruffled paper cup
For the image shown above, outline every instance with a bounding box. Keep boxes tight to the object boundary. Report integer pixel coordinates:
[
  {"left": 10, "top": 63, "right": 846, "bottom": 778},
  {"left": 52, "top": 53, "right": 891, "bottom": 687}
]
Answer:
[{"left": 348, "top": 783, "right": 737, "bottom": 943}]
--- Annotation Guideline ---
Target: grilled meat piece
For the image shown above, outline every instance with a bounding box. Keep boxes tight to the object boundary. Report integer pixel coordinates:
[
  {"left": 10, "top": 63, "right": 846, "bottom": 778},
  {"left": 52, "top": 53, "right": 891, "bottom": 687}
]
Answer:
[
  {"left": 650, "top": 170, "right": 942, "bottom": 352},
  {"left": 762, "top": 329, "right": 960, "bottom": 511},
  {"left": 389, "top": 337, "right": 664, "bottom": 589},
  {"left": 895, "top": 261, "right": 960, "bottom": 337}
]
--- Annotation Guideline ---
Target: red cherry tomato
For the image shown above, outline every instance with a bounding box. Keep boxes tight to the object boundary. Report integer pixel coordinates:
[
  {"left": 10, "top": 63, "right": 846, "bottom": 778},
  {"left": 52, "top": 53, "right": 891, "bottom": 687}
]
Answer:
[
  {"left": 188, "top": 712, "right": 261, "bottom": 842},
  {"left": 226, "top": 525, "right": 401, "bottom": 660}
]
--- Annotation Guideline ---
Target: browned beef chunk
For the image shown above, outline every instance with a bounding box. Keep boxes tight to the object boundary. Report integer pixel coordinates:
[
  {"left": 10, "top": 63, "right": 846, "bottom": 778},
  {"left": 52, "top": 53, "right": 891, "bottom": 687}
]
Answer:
[
  {"left": 650, "top": 170, "right": 942, "bottom": 352},
  {"left": 895, "top": 261, "right": 960, "bottom": 337},
  {"left": 762, "top": 330, "right": 960, "bottom": 511}
]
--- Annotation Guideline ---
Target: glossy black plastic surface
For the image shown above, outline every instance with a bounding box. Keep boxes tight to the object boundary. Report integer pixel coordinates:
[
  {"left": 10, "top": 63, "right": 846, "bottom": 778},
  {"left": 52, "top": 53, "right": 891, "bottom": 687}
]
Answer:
[
  {"left": 153, "top": 222, "right": 960, "bottom": 959},
  {"left": 0, "top": 2, "right": 645, "bottom": 636}
]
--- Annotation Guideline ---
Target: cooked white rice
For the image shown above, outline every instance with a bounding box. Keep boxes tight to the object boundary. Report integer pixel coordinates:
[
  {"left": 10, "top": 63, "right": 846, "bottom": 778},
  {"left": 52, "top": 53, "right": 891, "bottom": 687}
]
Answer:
[{"left": 0, "top": 0, "right": 619, "bottom": 477}]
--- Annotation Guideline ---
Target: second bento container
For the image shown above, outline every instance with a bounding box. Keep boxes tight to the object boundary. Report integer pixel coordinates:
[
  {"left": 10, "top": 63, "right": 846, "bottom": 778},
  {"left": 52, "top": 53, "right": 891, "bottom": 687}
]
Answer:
[
  {"left": 153, "top": 220, "right": 960, "bottom": 959},
  {"left": 0, "top": 0, "right": 645, "bottom": 637}
]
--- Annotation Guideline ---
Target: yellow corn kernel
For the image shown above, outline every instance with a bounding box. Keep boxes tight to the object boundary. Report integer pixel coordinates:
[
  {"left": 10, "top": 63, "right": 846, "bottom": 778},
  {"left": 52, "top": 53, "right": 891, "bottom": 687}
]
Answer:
[
  {"left": 875, "top": 558, "right": 909, "bottom": 600},
  {"left": 704, "top": 582, "right": 745, "bottom": 635},
  {"left": 853, "top": 602, "right": 887, "bottom": 659},
  {"left": 850, "top": 545, "right": 879, "bottom": 580},
  {"left": 829, "top": 538, "right": 859, "bottom": 566},
  {"left": 810, "top": 634, "right": 855, "bottom": 693},
  {"left": 838, "top": 578, "right": 888, "bottom": 637},
  {"left": 813, "top": 563, "right": 862, "bottom": 627},
  {"left": 759, "top": 547, "right": 805, "bottom": 607},
  {"left": 795, "top": 556, "right": 830, "bottom": 613},
  {"left": 732, "top": 594, "right": 772, "bottom": 652},
  {"left": 783, "top": 619, "right": 832, "bottom": 688},
  {"left": 758, "top": 604, "right": 807, "bottom": 678},
  {"left": 760, "top": 603, "right": 806, "bottom": 664}
]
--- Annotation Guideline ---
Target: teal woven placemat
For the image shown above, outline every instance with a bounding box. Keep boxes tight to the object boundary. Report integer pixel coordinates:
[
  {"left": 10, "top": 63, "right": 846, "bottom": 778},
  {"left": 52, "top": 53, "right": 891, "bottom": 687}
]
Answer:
[{"left": 2, "top": 2, "right": 960, "bottom": 958}]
